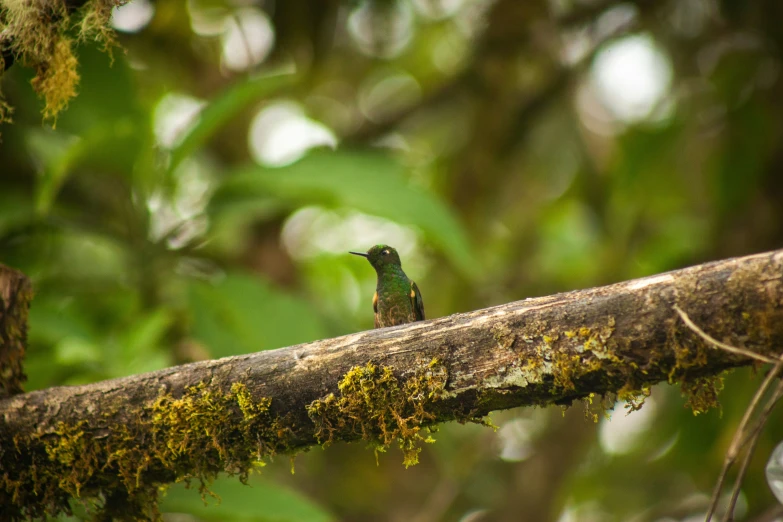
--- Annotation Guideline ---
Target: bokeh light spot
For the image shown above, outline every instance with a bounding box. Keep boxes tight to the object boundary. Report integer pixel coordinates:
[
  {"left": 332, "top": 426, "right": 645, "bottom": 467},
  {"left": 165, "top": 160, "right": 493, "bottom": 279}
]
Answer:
[
  {"left": 412, "top": 0, "right": 465, "bottom": 19},
  {"left": 153, "top": 93, "right": 206, "bottom": 149},
  {"left": 590, "top": 34, "right": 673, "bottom": 123},
  {"left": 249, "top": 102, "right": 337, "bottom": 167},
  {"left": 282, "top": 207, "right": 419, "bottom": 262},
  {"left": 221, "top": 8, "right": 275, "bottom": 72},
  {"left": 359, "top": 72, "right": 421, "bottom": 123},
  {"left": 111, "top": 0, "right": 155, "bottom": 33},
  {"left": 187, "top": 0, "right": 229, "bottom": 36},
  {"left": 599, "top": 397, "right": 658, "bottom": 455},
  {"left": 348, "top": 0, "right": 414, "bottom": 58}
]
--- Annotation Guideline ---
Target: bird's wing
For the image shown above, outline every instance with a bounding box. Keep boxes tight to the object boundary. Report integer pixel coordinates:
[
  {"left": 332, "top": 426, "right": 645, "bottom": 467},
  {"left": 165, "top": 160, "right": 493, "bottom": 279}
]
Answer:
[
  {"left": 410, "top": 281, "right": 425, "bottom": 321},
  {"left": 373, "top": 291, "right": 380, "bottom": 328}
]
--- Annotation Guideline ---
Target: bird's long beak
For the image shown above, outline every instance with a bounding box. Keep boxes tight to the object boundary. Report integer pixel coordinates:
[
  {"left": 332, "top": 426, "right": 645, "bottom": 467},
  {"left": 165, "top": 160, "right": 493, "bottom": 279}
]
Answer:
[{"left": 349, "top": 251, "right": 369, "bottom": 258}]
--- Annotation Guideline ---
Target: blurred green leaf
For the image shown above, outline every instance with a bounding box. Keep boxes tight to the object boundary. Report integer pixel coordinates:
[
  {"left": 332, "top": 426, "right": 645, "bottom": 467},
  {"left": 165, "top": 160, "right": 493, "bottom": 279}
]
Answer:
[
  {"left": 28, "top": 120, "right": 141, "bottom": 215},
  {"left": 25, "top": 130, "right": 78, "bottom": 210},
  {"left": 219, "top": 149, "right": 478, "bottom": 276},
  {"left": 28, "top": 300, "right": 96, "bottom": 347},
  {"left": 161, "top": 476, "right": 335, "bottom": 522},
  {"left": 26, "top": 300, "right": 102, "bottom": 389},
  {"left": 24, "top": 354, "right": 67, "bottom": 391},
  {"left": 189, "top": 272, "right": 326, "bottom": 357},
  {"left": 54, "top": 337, "right": 102, "bottom": 365},
  {"left": 206, "top": 194, "right": 285, "bottom": 259},
  {"left": 0, "top": 189, "right": 35, "bottom": 235},
  {"left": 109, "top": 308, "right": 174, "bottom": 376},
  {"left": 713, "top": 101, "right": 771, "bottom": 214},
  {"left": 48, "top": 231, "right": 127, "bottom": 281},
  {"left": 535, "top": 199, "right": 602, "bottom": 286},
  {"left": 298, "top": 254, "right": 367, "bottom": 331},
  {"left": 122, "top": 308, "right": 173, "bottom": 355},
  {"left": 55, "top": 45, "right": 144, "bottom": 132},
  {"left": 168, "top": 68, "right": 297, "bottom": 176},
  {"left": 631, "top": 215, "right": 708, "bottom": 276}
]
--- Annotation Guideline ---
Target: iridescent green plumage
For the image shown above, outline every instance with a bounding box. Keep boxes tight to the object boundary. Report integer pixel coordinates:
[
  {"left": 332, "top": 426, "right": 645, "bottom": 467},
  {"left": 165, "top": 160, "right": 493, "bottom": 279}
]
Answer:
[{"left": 350, "top": 245, "right": 425, "bottom": 328}]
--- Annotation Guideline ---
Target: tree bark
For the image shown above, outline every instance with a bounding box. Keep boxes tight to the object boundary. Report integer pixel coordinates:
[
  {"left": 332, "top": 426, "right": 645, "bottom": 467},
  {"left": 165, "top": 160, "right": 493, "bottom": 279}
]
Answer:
[
  {"left": 2, "top": 249, "right": 783, "bottom": 519},
  {"left": 0, "top": 263, "right": 32, "bottom": 397}
]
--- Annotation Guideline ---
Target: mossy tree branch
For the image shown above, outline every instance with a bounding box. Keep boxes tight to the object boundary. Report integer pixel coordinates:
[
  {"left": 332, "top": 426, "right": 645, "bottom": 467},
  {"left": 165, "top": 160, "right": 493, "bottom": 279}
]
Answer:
[{"left": 3, "top": 250, "right": 783, "bottom": 519}]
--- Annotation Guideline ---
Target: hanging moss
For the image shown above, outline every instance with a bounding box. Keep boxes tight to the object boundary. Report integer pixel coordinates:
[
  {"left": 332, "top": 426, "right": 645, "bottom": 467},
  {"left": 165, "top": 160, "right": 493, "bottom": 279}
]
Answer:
[
  {"left": 0, "top": 0, "right": 126, "bottom": 122},
  {"left": 0, "top": 382, "right": 291, "bottom": 521},
  {"left": 31, "top": 37, "right": 79, "bottom": 120},
  {"left": 681, "top": 374, "right": 725, "bottom": 416},
  {"left": 581, "top": 392, "right": 616, "bottom": 423},
  {"left": 617, "top": 383, "right": 652, "bottom": 412},
  {"left": 306, "top": 360, "right": 450, "bottom": 468},
  {"left": 77, "top": 0, "right": 120, "bottom": 53},
  {"left": 0, "top": 95, "right": 12, "bottom": 124}
]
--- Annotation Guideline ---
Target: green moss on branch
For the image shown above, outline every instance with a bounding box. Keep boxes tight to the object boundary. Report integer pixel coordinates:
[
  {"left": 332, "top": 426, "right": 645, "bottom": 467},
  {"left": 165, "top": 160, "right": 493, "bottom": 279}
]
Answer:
[
  {"left": 307, "top": 360, "right": 451, "bottom": 468},
  {"left": 0, "top": 382, "right": 289, "bottom": 520}
]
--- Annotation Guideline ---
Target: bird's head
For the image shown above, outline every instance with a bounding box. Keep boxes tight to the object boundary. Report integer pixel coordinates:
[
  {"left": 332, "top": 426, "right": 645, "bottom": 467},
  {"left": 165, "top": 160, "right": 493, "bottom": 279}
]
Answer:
[{"left": 350, "top": 244, "right": 402, "bottom": 271}]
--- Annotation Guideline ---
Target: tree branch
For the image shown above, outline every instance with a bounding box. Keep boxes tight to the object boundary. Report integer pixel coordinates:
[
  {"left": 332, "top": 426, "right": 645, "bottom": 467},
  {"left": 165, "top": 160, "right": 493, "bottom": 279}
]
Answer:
[
  {"left": 675, "top": 305, "right": 779, "bottom": 364},
  {"left": 3, "top": 249, "right": 783, "bottom": 519}
]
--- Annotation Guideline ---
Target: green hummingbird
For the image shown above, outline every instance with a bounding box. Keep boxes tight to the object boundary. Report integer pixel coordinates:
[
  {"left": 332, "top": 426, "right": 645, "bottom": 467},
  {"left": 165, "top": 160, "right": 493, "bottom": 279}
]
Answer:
[{"left": 350, "top": 245, "right": 425, "bottom": 328}]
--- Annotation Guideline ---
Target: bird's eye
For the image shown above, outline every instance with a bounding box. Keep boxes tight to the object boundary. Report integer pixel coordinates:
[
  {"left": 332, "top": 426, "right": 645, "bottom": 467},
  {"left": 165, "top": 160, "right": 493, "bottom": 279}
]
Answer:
[{"left": 382, "top": 250, "right": 389, "bottom": 255}]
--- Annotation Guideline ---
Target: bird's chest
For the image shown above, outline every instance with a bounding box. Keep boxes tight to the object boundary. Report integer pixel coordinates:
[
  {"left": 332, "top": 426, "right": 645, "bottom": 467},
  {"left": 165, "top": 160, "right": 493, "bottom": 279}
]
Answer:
[{"left": 376, "top": 284, "right": 413, "bottom": 326}]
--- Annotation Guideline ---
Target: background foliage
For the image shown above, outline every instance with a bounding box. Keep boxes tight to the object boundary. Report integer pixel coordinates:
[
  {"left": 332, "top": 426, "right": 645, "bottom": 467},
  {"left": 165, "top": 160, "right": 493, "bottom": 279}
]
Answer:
[{"left": 2, "top": 0, "right": 783, "bottom": 520}]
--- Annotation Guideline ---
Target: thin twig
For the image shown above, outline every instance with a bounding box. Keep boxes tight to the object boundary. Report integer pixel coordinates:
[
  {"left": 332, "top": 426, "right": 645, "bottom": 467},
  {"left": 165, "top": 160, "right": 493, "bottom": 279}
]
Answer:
[
  {"left": 735, "top": 368, "right": 783, "bottom": 454},
  {"left": 676, "top": 304, "right": 783, "bottom": 522},
  {"left": 722, "top": 377, "right": 783, "bottom": 522},
  {"left": 704, "top": 361, "right": 783, "bottom": 521},
  {"left": 674, "top": 305, "right": 777, "bottom": 364}
]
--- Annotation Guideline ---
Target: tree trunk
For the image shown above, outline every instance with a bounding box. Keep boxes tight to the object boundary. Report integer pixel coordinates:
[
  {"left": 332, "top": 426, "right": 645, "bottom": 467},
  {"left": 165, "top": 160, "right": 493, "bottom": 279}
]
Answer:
[
  {"left": 2, "top": 250, "right": 782, "bottom": 520},
  {"left": 0, "top": 263, "right": 32, "bottom": 397}
]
